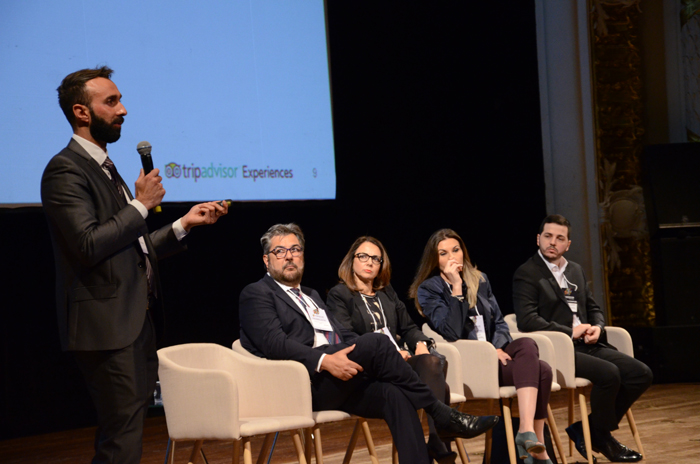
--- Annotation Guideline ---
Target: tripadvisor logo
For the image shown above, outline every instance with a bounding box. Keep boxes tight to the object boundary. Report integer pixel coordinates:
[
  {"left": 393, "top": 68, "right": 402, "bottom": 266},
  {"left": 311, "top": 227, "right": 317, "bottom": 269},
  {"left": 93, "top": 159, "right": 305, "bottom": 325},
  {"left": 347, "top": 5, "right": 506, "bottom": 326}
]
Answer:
[{"left": 164, "top": 162, "right": 239, "bottom": 182}]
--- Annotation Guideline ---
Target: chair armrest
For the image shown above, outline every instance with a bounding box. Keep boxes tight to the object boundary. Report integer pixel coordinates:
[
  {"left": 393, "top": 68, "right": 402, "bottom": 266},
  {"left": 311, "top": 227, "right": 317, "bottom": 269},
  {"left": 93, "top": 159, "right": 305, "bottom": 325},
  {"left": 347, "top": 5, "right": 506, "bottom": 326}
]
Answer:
[
  {"left": 451, "top": 340, "right": 500, "bottom": 399},
  {"left": 435, "top": 342, "right": 464, "bottom": 397},
  {"left": 230, "top": 351, "right": 313, "bottom": 419},
  {"left": 158, "top": 358, "right": 240, "bottom": 440},
  {"left": 527, "top": 331, "right": 576, "bottom": 389},
  {"left": 504, "top": 314, "right": 519, "bottom": 333},
  {"left": 422, "top": 323, "right": 447, "bottom": 343},
  {"left": 605, "top": 326, "right": 634, "bottom": 357}
]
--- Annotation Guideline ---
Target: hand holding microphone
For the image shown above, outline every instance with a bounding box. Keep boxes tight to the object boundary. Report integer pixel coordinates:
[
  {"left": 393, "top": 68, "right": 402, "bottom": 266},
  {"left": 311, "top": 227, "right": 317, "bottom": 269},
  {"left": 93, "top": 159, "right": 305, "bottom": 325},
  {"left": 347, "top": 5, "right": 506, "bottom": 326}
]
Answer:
[{"left": 135, "top": 141, "right": 163, "bottom": 213}]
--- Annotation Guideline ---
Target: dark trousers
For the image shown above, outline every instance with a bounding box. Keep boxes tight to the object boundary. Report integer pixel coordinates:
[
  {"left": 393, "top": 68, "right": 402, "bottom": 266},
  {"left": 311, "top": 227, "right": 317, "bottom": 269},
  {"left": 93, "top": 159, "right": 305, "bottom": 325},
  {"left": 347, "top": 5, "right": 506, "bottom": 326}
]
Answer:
[
  {"left": 73, "top": 314, "right": 158, "bottom": 464},
  {"left": 407, "top": 354, "right": 450, "bottom": 443},
  {"left": 574, "top": 342, "right": 653, "bottom": 432},
  {"left": 499, "top": 337, "right": 553, "bottom": 420},
  {"left": 311, "top": 333, "right": 437, "bottom": 464}
]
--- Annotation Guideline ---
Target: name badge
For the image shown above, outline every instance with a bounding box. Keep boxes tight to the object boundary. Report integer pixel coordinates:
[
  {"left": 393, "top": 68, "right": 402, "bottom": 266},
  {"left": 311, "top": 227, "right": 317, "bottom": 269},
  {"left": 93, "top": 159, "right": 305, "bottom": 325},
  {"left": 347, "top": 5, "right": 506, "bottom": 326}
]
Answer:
[
  {"left": 471, "top": 315, "right": 487, "bottom": 342},
  {"left": 565, "top": 295, "right": 578, "bottom": 313},
  {"left": 309, "top": 308, "right": 334, "bottom": 332}
]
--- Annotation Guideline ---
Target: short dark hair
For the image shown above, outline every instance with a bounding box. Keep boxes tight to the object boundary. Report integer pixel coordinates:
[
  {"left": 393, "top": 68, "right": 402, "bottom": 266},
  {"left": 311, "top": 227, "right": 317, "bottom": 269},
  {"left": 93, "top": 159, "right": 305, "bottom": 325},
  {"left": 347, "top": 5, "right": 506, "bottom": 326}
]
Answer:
[
  {"left": 337, "top": 236, "right": 391, "bottom": 292},
  {"left": 260, "top": 223, "right": 305, "bottom": 255},
  {"left": 539, "top": 214, "right": 571, "bottom": 239},
  {"left": 57, "top": 66, "right": 114, "bottom": 128}
]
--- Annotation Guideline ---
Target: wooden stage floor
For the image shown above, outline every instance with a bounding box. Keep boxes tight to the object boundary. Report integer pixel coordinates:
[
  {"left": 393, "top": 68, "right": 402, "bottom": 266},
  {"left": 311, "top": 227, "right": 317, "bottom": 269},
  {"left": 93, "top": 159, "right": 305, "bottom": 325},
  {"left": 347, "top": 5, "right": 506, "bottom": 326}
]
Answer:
[{"left": 1, "top": 383, "right": 698, "bottom": 463}]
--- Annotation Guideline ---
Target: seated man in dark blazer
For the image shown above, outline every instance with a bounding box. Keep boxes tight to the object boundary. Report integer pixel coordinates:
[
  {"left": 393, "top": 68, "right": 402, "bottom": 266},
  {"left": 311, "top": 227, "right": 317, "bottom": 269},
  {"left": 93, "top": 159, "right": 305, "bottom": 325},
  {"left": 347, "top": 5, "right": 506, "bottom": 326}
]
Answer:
[
  {"left": 239, "top": 223, "right": 499, "bottom": 464},
  {"left": 513, "top": 215, "right": 652, "bottom": 463}
]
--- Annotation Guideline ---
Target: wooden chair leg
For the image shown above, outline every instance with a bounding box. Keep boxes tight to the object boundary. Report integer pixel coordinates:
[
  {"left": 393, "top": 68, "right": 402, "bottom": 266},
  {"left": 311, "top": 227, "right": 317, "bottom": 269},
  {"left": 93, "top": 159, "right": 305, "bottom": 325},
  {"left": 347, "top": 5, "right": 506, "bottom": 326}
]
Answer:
[
  {"left": 578, "top": 392, "right": 594, "bottom": 464},
  {"left": 546, "top": 404, "right": 568, "bottom": 464},
  {"left": 391, "top": 442, "right": 399, "bottom": 464},
  {"left": 454, "top": 437, "right": 469, "bottom": 464},
  {"left": 232, "top": 439, "right": 241, "bottom": 464},
  {"left": 243, "top": 438, "right": 253, "bottom": 464},
  {"left": 165, "top": 438, "right": 175, "bottom": 464},
  {"left": 188, "top": 439, "right": 203, "bottom": 464},
  {"left": 313, "top": 426, "right": 325, "bottom": 464},
  {"left": 303, "top": 429, "right": 314, "bottom": 464},
  {"left": 484, "top": 399, "right": 495, "bottom": 464},
  {"left": 360, "top": 418, "right": 380, "bottom": 464},
  {"left": 257, "top": 434, "right": 276, "bottom": 464},
  {"left": 502, "top": 402, "right": 518, "bottom": 464},
  {"left": 290, "top": 430, "right": 308, "bottom": 464},
  {"left": 626, "top": 409, "right": 645, "bottom": 457},
  {"left": 342, "top": 420, "right": 362, "bottom": 464},
  {"left": 568, "top": 389, "right": 575, "bottom": 456}
]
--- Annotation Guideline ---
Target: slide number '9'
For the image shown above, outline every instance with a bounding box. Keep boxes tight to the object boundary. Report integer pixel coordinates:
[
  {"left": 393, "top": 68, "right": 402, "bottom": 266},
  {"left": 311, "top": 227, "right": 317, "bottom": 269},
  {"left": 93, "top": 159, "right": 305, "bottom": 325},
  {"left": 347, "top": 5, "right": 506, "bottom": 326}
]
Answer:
[{"left": 312, "top": 168, "right": 317, "bottom": 178}]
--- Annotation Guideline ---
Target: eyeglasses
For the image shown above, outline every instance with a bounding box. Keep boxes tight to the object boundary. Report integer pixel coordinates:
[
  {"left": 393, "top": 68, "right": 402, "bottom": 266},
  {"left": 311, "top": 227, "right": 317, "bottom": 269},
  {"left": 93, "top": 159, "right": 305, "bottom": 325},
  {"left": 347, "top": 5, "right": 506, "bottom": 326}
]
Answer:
[
  {"left": 269, "top": 246, "right": 303, "bottom": 259},
  {"left": 355, "top": 253, "right": 383, "bottom": 265}
]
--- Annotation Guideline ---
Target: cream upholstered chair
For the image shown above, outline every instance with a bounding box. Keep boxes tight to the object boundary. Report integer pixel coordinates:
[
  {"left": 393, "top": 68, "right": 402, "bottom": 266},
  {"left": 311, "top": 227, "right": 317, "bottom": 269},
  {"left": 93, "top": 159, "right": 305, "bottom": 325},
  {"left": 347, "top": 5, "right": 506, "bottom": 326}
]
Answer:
[
  {"left": 504, "top": 314, "right": 645, "bottom": 464},
  {"left": 232, "top": 340, "right": 379, "bottom": 464},
  {"left": 423, "top": 324, "right": 568, "bottom": 464},
  {"left": 158, "top": 343, "right": 314, "bottom": 464}
]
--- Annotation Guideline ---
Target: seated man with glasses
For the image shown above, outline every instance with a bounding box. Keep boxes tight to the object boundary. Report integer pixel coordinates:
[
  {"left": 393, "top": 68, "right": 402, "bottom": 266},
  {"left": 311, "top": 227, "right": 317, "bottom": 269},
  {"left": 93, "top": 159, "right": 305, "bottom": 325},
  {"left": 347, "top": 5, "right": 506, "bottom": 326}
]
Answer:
[{"left": 239, "top": 223, "right": 499, "bottom": 464}]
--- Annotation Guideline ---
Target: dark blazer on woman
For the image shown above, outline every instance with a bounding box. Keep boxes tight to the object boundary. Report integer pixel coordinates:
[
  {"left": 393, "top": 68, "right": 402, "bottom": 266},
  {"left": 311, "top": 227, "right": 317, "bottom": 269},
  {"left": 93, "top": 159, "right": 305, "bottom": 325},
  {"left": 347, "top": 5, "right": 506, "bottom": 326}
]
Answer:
[
  {"left": 417, "top": 274, "right": 512, "bottom": 349},
  {"left": 326, "top": 283, "right": 430, "bottom": 352}
]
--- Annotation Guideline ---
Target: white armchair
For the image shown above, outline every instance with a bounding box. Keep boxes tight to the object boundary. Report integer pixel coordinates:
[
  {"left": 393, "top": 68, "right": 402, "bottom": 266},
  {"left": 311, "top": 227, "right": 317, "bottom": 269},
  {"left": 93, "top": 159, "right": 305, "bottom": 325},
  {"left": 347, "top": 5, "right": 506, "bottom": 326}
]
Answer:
[
  {"left": 504, "top": 314, "right": 645, "bottom": 463},
  {"left": 423, "top": 324, "right": 567, "bottom": 464},
  {"left": 231, "top": 339, "right": 380, "bottom": 464},
  {"left": 158, "top": 343, "right": 315, "bottom": 464}
]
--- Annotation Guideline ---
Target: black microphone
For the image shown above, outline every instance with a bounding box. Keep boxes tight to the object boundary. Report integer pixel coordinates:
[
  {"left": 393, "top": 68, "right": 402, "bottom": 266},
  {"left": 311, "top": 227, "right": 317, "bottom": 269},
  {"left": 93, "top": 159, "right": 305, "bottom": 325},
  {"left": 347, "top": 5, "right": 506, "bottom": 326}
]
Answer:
[{"left": 136, "top": 140, "right": 162, "bottom": 213}]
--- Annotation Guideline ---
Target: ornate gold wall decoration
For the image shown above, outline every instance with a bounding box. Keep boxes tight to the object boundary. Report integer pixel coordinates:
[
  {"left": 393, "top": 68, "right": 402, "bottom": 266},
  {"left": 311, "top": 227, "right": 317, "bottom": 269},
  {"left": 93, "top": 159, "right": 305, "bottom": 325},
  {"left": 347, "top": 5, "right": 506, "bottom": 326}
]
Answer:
[{"left": 589, "top": 0, "right": 655, "bottom": 326}]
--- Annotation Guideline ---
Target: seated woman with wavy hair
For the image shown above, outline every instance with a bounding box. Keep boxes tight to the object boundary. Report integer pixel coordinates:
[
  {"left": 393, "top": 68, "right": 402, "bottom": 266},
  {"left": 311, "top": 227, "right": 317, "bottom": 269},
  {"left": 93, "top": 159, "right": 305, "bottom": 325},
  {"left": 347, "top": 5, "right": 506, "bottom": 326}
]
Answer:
[
  {"left": 409, "top": 229, "right": 553, "bottom": 464},
  {"left": 326, "top": 236, "right": 457, "bottom": 464}
]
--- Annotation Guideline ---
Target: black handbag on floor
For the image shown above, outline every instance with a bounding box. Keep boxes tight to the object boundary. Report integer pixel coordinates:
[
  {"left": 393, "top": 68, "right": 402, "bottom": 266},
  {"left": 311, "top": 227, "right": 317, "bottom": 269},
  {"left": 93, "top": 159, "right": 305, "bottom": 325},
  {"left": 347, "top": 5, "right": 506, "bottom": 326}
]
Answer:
[{"left": 484, "top": 416, "right": 558, "bottom": 464}]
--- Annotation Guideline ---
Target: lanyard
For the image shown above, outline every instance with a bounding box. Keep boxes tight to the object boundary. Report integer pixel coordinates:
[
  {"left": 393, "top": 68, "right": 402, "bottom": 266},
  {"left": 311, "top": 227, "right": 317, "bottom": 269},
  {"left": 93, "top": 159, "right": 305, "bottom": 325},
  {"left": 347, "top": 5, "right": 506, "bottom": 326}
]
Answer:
[{"left": 360, "top": 293, "right": 389, "bottom": 332}]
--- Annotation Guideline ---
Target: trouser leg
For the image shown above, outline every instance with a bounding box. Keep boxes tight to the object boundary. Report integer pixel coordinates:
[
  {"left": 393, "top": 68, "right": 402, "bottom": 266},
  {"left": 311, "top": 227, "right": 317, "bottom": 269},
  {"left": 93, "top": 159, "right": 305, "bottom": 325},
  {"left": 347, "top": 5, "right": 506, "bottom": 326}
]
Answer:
[
  {"left": 73, "top": 314, "right": 158, "bottom": 464},
  {"left": 576, "top": 344, "right": 652, "bottom": 429},
  {"left": 343, "top": 381, "right": 431, "bottom": 464},
  {"left": 408, "top": 354, "right": 452, "bottom": 453},
  {"left": 500, "top": 338, "right": 552, "bottom": 420}
]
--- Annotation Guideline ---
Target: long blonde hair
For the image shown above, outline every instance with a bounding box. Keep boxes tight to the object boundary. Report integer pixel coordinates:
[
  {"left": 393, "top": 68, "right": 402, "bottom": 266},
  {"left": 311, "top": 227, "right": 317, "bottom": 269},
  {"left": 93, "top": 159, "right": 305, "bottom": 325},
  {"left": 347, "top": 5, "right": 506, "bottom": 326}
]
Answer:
[{"left": 409, "top": 228, "right": 483, "bottom": 314}]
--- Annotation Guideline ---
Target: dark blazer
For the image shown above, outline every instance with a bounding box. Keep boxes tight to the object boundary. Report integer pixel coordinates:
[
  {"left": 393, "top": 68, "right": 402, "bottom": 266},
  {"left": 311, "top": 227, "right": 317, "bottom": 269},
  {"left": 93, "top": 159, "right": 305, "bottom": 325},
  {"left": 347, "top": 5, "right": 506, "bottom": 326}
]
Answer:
[
  {"left": 41, "top": 138, "right": 184, "bottom": 351},
  {"left": 512, "top": 253, "right": 606, "bottom": 338},
  {"left": 417, "top": 274, "right": 512, "bottom": 349},
  {"left": 326, "top": 283, "right": 429, "bottom": 352},
  {"left": 239, "top": 274, "right": 359, "bottom": 377}
]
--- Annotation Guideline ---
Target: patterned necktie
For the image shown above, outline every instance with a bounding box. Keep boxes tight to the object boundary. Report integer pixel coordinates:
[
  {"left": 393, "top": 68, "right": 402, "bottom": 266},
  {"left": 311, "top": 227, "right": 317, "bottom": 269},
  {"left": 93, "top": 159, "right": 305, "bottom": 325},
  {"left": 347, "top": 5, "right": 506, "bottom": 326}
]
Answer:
[
  {"left": 102, "top": 156, "right": 123, "bottom": 198},
  {"left": 103, "top": 156, "right": 155, "bottom": 299},
  {"left": 290, "top": 288, "right": 338, "bottom": 344}
]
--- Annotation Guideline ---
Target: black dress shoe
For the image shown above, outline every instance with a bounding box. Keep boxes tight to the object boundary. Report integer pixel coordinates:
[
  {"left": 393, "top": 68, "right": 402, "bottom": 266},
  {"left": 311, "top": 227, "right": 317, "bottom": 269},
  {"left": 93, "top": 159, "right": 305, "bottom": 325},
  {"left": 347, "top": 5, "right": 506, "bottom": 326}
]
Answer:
[
  {"left": 565, "top": 421, "right": 597, "bottom": 464},
  {"left": 436, "top": 409, "right": 499, "bottom": 439},
  {"left": 592, "top": 435, "right": 642, "bottom": 462}
]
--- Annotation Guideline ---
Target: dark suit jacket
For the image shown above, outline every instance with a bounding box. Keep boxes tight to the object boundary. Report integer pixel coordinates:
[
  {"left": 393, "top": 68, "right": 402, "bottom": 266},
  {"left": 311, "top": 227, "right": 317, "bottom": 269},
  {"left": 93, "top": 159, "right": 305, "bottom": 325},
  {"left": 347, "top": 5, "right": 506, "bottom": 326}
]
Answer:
[
  {"left": 417, "top": 274, "right": 512, "bottom": 349},
  {"left": 512, "top": 253, "right": 606, "bottom": 338},
  {"left": 326, "top": 283, "right": 429, "bottom": 352},
  {"left": 41, "top": 138, "right": 184, "bottom": 351},
  {"left": 239, "top": 274, "right": 359, "bottom": 377}
]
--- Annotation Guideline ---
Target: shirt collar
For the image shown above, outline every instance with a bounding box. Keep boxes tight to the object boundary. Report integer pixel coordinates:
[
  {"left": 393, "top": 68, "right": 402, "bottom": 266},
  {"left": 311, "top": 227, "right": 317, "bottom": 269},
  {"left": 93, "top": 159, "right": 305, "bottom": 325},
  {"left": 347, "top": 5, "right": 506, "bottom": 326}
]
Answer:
[
  {"left": 72, "top": 134, "right": 109, "bottom": 166},
  {"left": 268, "top": 272, "right": 301, "bottom": 293},
  {"left": 538, "top": 249, "right": 568, "bottom": 273}
]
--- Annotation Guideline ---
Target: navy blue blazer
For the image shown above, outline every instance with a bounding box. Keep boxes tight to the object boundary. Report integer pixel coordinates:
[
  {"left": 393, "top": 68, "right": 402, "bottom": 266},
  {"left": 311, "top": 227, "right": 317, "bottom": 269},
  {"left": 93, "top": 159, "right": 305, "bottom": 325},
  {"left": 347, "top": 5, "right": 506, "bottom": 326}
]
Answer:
[
  {"left": 239, "top": 274, "right": 359, "bottom": 377},
  {"left": 417, "top": 274, "right": 512, "bottom": 349}
]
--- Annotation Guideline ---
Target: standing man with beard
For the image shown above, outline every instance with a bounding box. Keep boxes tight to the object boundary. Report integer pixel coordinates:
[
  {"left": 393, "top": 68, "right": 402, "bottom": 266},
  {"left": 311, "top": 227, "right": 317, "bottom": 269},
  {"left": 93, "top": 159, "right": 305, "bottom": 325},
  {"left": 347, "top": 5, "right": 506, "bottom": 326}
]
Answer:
[{"left": 41, "top": 66, "right": 228, "bottom": 464}]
